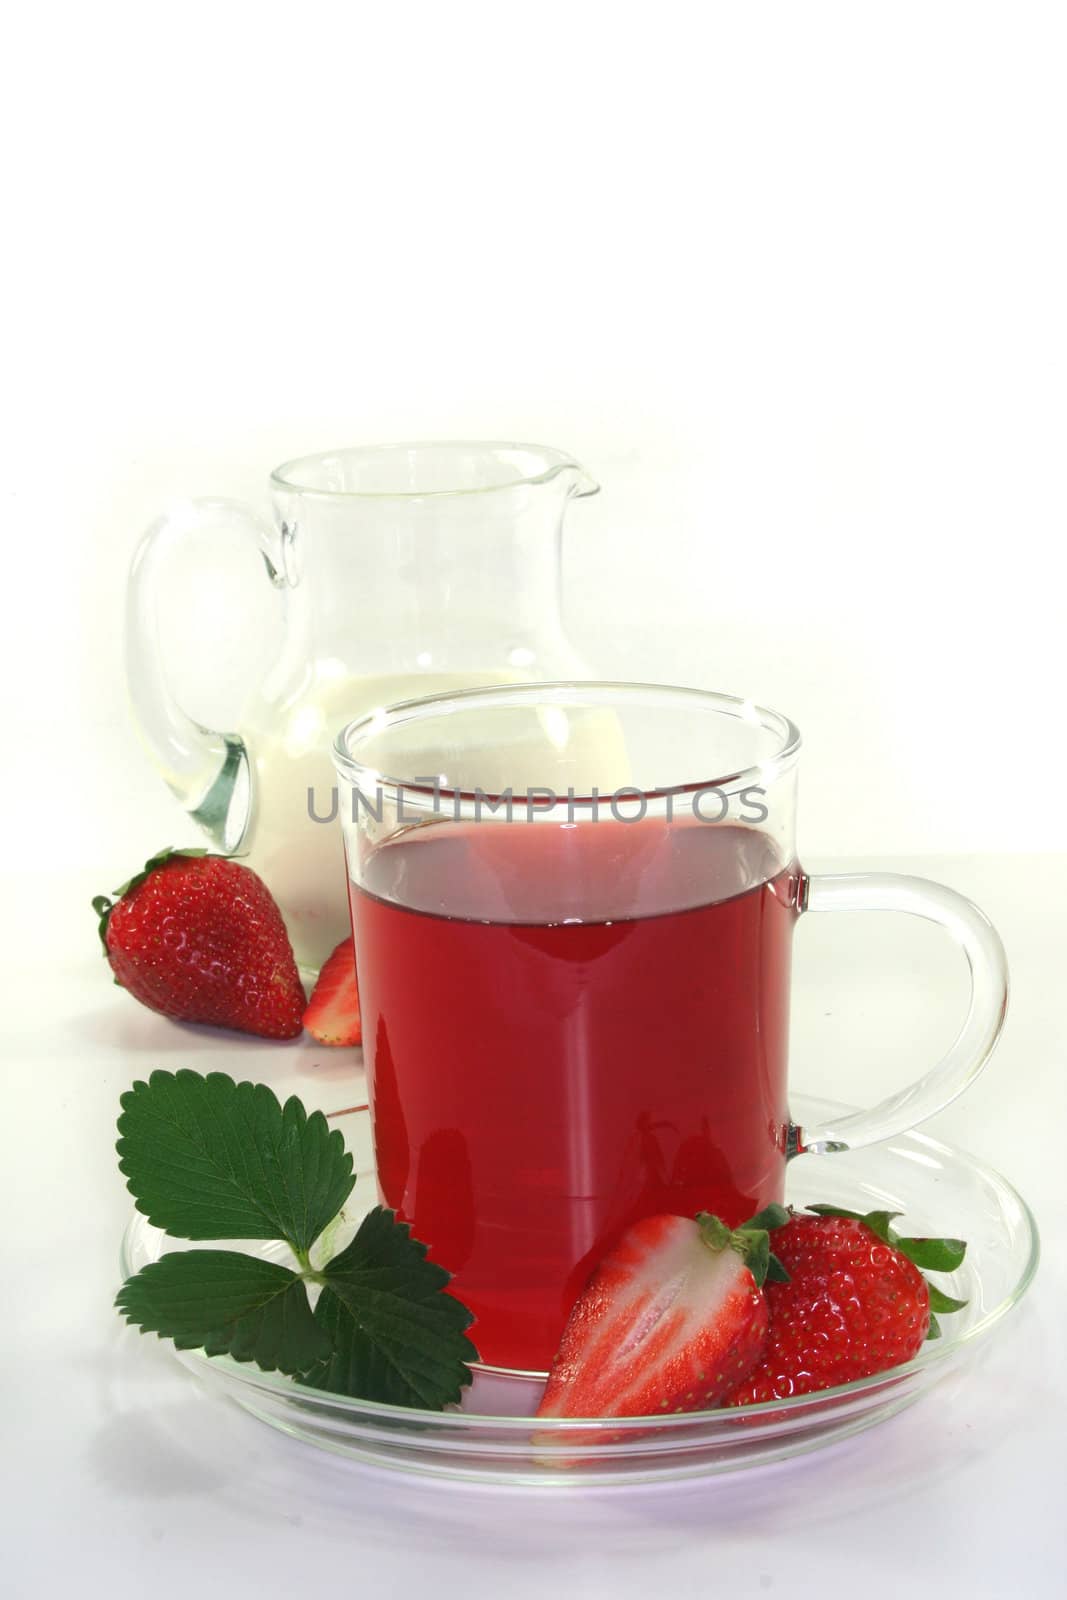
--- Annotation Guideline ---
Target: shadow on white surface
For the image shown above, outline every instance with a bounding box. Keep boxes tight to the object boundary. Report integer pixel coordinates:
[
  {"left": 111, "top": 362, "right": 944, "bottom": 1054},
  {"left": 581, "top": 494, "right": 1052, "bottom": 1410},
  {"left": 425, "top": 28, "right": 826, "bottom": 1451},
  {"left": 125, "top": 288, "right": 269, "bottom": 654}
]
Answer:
[
  {"left": 66, "top": 1006, "right": 365, "bottom": 1114},
  {"left": 93, "top": 1303, "right": 1046, "bottom": 1563},
  {"left": 70, "top": 1007, "right": 296, "bottom": 1054}
]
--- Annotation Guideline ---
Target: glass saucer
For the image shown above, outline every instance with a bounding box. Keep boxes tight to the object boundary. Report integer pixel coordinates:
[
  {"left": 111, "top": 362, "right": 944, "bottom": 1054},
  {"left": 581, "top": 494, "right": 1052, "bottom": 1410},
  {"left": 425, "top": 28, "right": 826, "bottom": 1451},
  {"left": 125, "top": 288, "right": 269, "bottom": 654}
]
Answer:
[{"left": 119, "top": 1094, "right": 1038, "bottom": 1486}]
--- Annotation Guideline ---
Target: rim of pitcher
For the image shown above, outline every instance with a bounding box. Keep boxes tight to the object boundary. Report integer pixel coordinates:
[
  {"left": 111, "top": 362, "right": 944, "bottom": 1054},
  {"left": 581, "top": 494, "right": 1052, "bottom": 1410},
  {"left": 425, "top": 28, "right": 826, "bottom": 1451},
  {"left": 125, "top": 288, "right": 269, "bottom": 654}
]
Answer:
[
  {"left": 332, "top": 680, "right": 802, "bottom": 801},
  {"left": 271, "top": 441, "right": 598, "bottom": 501}
]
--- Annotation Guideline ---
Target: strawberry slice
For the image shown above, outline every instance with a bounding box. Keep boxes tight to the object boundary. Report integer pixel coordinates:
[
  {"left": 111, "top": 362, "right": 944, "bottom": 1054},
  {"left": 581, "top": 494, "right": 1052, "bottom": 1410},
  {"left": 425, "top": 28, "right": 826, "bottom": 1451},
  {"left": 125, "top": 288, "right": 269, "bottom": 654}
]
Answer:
[
  {"left": 304, "top": 936, "right": 362, "bottom": 1046},
  {"left": 535, "top": 1206, "right": 787, "bottom": 1420}
]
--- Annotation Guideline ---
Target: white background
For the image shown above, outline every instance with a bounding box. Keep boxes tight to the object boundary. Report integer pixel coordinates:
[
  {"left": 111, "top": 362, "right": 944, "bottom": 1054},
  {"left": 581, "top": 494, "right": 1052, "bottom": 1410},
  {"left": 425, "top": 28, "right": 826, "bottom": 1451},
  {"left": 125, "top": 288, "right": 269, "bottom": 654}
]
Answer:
[
  {"left": 5, "top": 0, "right": 1066, "bottom": 866},
  {"left": 3, "top": 3, "right": 1065, "bottom": 1597}
]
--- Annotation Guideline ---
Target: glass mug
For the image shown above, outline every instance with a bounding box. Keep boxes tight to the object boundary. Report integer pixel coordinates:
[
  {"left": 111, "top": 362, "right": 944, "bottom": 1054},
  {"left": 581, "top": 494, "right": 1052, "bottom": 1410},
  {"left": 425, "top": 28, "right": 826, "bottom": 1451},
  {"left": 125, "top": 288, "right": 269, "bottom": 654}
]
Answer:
[{"left": 332, "top": 683, "right": 1008, "bottom": 1372}]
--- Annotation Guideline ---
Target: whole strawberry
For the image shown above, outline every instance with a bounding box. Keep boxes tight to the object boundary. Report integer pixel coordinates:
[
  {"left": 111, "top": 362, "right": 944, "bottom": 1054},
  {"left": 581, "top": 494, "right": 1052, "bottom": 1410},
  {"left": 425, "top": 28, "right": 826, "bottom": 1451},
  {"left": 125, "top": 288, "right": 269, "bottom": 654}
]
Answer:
[
  {"left": 94, "top": 848, "right": 305, "bottom": 1040},
  {"left": 724, "top": 1204, "right": 967, "bottom": 1406}
]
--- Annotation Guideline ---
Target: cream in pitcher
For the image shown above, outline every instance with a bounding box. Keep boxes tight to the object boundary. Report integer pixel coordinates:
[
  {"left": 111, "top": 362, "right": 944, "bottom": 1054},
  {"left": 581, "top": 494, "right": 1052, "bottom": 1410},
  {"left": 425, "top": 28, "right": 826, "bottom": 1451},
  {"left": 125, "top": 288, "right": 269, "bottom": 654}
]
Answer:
[{"left": 124, "top": 443, "right": 606, "bottom": 969}]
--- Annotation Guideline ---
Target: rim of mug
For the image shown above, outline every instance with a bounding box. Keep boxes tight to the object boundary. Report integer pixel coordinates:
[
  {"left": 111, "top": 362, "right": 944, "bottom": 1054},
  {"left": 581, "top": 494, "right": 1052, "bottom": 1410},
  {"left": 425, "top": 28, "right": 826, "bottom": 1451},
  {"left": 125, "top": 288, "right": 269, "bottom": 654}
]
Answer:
[
  {"left": 270, "top": 440, "right": 595, "bottom": 501},
  {"left": 332, "top": 680, "right": 802, "bottom": 803}
]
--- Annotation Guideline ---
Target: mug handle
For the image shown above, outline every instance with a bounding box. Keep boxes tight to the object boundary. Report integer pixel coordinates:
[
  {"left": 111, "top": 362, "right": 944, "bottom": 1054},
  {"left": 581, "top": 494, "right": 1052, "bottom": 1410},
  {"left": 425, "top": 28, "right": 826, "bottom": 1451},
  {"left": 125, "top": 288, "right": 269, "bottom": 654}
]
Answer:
[
  {"left": 126, "top": 498, "right": 284, "bottom": 854},
  {"left": 790, "top": 873, "right": 1009, "bottom": 1155}
]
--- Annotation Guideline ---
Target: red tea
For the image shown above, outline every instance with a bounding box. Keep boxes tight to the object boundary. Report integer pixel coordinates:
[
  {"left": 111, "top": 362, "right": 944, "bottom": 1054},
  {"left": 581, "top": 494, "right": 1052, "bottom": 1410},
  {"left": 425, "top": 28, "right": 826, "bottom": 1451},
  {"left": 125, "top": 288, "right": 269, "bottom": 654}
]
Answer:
[{"left": 349, "top": 818, "right": 799, "bottom": 1371}]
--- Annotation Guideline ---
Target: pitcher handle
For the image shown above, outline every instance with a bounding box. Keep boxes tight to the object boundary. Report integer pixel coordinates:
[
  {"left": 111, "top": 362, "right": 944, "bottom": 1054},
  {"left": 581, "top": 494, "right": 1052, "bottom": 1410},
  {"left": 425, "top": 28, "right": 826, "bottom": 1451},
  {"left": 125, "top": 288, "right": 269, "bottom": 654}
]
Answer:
[
  {"left": 126, "top": 497, "right": 283, "bottom": 853},
  {"left": 791, "top": 872, "right": 1009, "bottom": 1156}
]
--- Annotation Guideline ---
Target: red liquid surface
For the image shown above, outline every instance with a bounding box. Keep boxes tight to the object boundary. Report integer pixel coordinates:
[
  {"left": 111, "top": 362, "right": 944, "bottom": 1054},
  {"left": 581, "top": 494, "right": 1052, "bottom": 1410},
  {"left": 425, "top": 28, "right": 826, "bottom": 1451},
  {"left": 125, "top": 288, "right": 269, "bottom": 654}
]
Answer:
[{"left": 349, "top": 819, "right": 799, "bottom": 1371}]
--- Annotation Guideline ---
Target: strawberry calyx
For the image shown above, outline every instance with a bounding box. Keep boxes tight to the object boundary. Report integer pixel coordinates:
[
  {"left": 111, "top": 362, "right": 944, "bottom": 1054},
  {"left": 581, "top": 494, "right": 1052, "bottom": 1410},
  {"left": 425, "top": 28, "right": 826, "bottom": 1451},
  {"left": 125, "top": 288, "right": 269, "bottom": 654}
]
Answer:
[
  {"left": 805, "top": 1203, "right": 968, "bottom": 1339},
  {"left": 695, "top": 1203, "right": 791, "bottom": 1290},
  {"left": 92, "top": 846, "right": 212, "bottom": 953}
]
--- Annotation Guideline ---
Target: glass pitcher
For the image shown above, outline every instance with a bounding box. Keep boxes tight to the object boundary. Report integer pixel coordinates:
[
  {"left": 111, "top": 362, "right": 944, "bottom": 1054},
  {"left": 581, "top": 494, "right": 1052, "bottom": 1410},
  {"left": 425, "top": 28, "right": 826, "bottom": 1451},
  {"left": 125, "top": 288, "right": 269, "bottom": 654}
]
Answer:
[{"left": 126, "top": 442, "right": 598, "bottom": 970}]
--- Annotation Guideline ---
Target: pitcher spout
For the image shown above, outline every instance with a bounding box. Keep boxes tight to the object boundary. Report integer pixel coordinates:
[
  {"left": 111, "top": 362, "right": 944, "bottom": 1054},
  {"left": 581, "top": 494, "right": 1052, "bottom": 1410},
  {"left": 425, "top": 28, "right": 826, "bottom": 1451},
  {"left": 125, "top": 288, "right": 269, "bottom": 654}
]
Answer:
[
  {"left": 565, "top": 464, "right": 600, "bottom": 499},
  {"left": 534, "top": 455, "right": 599, "bottom": 502}
]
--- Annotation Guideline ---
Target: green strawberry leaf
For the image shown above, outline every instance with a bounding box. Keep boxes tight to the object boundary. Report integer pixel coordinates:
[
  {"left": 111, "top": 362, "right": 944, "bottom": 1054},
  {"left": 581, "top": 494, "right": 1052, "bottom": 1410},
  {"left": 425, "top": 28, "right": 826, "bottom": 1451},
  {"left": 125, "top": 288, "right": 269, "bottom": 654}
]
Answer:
[
  {"left": 744, "top": 1203, "right": 791, "bottom": 1233},
  {"left": 117, "top": 1070, "right": 354, "bottom": 1253},
  {"left": 926, "top": 1313, "right": 943, "bottom": 1341},
  {"left": 926, "top": 1283, "right": 969, "bottom": 1315},
  {"left": 738, "top": 1228, "right": 770, "bottom": 1289},
  {"left": 894, "top": 1235, "right": 967, "bottom": 1272},
  {"left": 91, "top": 894, "right": 115, "bottom": 954},
  {"left": 858, "top": 1210, "right": 905, "bottom": 1245},
  {"left": 116, "top": 1252, "right": 332, "bottom": 1373},
  {"left": 298, "top": 1207, "right": 478, "bottom": 1409},
  {"left": 764, "top": 1253, "right": 791, "bottom": 1285}
]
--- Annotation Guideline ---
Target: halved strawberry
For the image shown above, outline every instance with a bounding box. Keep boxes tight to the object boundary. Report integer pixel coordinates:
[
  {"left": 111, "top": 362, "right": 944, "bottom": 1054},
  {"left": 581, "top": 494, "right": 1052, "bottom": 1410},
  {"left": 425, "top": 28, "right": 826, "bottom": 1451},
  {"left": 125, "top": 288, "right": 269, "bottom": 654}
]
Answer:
[
  {"left": 304, "top": 936, "right": 362, "bottom": 1046},
  {"left": 535, "top": 1206, "right": 788, "bottom": 1421}
]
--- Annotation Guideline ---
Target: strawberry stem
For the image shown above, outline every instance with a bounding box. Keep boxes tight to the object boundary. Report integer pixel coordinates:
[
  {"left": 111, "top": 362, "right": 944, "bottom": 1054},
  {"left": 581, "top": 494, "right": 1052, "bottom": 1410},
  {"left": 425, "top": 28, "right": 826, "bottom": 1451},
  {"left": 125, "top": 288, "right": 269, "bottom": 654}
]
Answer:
[{"left": 695, "top": 1208, "right": 789, "bottom": 1290}]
